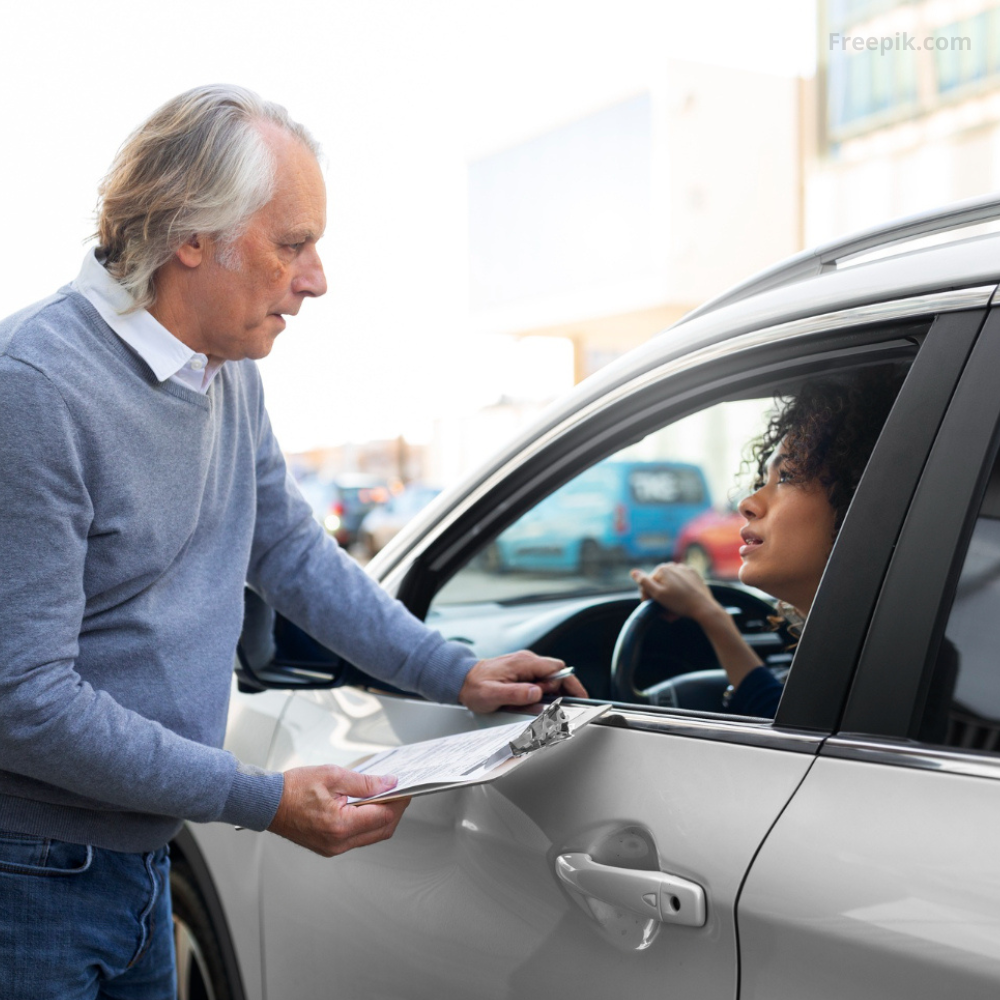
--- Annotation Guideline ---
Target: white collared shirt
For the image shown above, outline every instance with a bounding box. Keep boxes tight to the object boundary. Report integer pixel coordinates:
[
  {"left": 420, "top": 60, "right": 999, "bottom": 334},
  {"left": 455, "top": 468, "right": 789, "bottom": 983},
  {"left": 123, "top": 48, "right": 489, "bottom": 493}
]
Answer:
[{"left": 71, "top": 250, "right": 223, "bottom": 394}]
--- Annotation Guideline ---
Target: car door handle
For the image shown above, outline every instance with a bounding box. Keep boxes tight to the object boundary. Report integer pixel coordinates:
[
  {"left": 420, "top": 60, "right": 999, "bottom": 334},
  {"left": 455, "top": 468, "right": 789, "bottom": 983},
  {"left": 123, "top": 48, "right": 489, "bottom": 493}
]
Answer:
[{"left": 555, "top": 852, "right": 707, "bottom": 928}]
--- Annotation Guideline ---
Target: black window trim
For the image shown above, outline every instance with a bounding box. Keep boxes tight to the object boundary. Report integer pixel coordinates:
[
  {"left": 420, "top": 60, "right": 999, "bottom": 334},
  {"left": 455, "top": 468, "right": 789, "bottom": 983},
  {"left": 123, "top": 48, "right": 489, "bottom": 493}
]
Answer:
[
  {"left": 836, "top": 305, "right": 1000, "bottom": 744},
  {"left": 776, "top": 307, "right": 988, "bottom": 732}
]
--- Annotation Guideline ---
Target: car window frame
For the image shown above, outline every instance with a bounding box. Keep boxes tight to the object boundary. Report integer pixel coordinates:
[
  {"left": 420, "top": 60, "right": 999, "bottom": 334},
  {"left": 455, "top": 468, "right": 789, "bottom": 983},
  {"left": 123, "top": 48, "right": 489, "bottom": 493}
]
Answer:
[
  {"left": 835, "top": 306, "right": 1000, "bottom": 746},
  {"left": 776, "top": 306, "right": 988, "bottom": 731},
  {"left": 387, "top": 301, "right": 990, "bottom": 734},
  {"left": 401, "top": 331, "right": 922, "bottom": 612}
]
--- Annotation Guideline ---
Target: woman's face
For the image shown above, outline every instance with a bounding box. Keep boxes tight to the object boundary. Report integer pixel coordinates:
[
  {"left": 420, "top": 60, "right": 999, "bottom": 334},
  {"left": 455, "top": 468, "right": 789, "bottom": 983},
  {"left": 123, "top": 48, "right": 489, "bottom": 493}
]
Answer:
[{"left": 737, "top": 442, "right": 838, "bottom": 614}]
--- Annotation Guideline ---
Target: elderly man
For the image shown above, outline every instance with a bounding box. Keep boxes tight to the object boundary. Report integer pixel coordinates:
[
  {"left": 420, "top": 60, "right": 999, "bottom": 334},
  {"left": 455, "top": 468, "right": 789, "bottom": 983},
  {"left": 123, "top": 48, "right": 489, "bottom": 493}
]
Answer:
[{"left": 0, "top": 85, "right": 583, "bottom": 998}]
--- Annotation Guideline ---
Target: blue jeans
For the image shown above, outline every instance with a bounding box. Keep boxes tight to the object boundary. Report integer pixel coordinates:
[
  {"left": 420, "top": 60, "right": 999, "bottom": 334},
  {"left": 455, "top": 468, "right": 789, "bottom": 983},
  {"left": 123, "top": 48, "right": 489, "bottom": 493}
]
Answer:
[{"left": 0, "top": 831, "right": 176, "bottom": 1000}]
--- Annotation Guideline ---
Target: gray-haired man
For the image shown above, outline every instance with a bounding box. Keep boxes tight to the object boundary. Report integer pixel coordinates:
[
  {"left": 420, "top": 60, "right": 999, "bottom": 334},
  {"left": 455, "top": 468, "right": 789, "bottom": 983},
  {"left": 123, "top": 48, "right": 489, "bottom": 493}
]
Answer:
[{"left": 0, "top": 85, "right": 583, "bottom": 998}]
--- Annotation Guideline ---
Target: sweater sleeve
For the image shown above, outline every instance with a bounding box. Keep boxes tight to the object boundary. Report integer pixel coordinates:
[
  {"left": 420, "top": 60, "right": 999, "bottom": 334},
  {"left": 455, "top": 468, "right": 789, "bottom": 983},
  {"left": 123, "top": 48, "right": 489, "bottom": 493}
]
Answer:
[
  {"left": 0, "top": 357, "right": 282, "bottom": 831},
  {"left": 244, "top": 372, "right": 477, "bottom": 704}
]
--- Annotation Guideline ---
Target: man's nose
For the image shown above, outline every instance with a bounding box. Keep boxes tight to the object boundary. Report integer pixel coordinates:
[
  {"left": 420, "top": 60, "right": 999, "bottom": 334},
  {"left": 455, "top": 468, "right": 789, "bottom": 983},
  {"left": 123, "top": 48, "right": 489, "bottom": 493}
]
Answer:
[{"left": 294, "top": 247, "right": 327, "bottom": 298}]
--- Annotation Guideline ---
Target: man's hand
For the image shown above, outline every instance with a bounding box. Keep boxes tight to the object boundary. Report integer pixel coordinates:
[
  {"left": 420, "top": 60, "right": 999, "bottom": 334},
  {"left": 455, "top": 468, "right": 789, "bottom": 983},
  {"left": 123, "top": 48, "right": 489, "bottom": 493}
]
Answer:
[
  {"left": 458, "top": 651, "right": 589, "bottom": 714},
  {"left": 268, "top": 765, "right": 410, "bottom": 858}
]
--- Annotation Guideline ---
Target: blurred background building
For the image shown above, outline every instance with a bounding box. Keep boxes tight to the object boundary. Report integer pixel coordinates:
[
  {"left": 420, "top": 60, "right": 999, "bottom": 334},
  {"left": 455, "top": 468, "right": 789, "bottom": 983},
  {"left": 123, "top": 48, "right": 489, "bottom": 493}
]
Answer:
[
  {"left": 9, "top": 0, "right": 998, "bottom": 545},
  {"left": 809, "top": 0, "right": 1000, "bottom": 241},
  {"left": 296, "top": 57, "right": 804, "bottom": 501},
  {"left": 292, "top": 1, "right": 1000, "bottom": 544},
  {"left": 467, "top": 63, "right": 802, "bottom": 379}
]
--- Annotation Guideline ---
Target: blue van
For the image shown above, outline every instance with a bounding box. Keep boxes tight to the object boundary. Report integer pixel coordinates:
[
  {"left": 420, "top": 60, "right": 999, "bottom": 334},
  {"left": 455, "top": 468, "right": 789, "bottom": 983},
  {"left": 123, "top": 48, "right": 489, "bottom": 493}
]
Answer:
[{"left": 492, "top": 459, "right": 711, "bottom": 576}]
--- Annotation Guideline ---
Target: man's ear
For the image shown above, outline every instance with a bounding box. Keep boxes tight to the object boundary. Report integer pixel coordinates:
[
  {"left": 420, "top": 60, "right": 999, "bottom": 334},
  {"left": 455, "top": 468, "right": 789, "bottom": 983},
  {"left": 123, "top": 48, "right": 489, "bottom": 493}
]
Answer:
[{"left": 175, "top": 235, "right": 206, "bottom": 268}]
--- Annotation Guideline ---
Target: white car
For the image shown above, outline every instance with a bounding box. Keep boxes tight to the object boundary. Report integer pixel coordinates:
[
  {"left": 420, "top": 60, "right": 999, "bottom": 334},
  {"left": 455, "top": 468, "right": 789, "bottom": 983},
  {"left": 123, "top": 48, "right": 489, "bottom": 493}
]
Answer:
[{"left": 173, "top": 196, "right": 1000, "bottom": 1000}]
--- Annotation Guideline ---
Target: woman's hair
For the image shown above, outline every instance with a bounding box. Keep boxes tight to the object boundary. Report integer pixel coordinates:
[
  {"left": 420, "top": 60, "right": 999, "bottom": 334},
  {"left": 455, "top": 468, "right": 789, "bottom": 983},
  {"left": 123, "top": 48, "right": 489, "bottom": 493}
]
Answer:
[
  {"left": 95, "top": 84, "right": 319, "bottom": 312},
  {"left": 748, "top": 364, "right": 908, "bottom": 533}
]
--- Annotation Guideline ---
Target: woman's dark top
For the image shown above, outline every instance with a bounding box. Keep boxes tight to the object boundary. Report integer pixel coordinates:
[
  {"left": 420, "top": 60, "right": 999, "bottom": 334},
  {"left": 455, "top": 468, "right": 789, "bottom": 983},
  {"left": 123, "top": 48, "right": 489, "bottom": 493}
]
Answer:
[{"left": 727, "top": 666, "right": 782, "bottom": 718}]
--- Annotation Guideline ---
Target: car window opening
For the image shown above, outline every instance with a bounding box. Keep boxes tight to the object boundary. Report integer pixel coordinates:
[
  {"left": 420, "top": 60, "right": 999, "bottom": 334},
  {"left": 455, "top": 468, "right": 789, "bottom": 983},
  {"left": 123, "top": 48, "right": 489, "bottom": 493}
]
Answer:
[{"left": 428, "top": 359, "right": 913, "bottom": 721}]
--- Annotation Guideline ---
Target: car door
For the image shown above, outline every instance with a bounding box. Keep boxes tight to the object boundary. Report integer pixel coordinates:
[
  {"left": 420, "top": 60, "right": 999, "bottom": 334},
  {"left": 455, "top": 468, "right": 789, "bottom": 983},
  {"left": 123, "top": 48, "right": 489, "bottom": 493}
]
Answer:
[
  {"left": 252, "top": 299, "right": 985, "bottom": 1000},
  {"left": 737, "top": 307, "right": 1000, "bottom": 998}
]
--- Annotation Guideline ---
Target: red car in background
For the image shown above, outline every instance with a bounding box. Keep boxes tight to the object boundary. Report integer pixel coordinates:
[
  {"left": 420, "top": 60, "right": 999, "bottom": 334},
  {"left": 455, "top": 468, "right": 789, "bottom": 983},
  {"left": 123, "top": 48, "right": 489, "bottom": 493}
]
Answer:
[{"left": 674, "top": 507, "right": 745, "bottom": 579}]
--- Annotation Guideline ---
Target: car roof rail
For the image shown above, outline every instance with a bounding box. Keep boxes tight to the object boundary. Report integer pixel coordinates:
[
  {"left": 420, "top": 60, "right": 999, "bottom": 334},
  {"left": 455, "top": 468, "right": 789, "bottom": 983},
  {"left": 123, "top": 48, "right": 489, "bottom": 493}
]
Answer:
[{"left": 674, "top": 192, "right": 1000, "bottom": 329}]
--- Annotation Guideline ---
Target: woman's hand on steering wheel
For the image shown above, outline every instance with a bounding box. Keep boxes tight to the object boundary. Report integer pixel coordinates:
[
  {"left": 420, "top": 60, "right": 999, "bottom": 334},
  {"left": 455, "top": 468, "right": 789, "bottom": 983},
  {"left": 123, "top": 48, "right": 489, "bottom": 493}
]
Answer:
[
  {"left": 629, "top": 564, "right": 765, "bottom": 694},
  {"left": 630, "top": 563, "right": 721, "bottom": 626}
]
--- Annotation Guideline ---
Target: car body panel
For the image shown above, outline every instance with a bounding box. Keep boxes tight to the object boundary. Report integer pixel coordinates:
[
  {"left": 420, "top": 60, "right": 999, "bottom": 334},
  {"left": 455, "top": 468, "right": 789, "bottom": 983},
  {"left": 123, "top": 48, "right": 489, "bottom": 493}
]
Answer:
[
  {"left": 738, "top": 756, "right": 1000, "bottom": 999},
  {"left": 256, "top": 688, "right": 815, "bottom": 999},
  {"left": 181, "top": 821, "right": 264, "bottom": 1000},
  {"left": 180, "top": 684, "right": 290, "bottom": 1000}
]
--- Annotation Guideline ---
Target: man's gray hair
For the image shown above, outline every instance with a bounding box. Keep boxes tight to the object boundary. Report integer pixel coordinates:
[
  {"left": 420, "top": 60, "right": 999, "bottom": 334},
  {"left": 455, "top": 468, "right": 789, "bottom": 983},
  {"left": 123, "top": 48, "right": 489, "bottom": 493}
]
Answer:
[{"left": 96, "top": 84, "right": 320, "bottom": 311}]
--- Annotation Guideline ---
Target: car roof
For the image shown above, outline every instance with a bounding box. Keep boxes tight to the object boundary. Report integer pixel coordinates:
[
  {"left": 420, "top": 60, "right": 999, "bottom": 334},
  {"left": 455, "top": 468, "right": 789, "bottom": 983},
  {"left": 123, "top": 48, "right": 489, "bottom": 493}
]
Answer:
[
  {"left": 679, "top": 190, "right": 1000, "bottom": 324},
  {"left": 600, "top": 233, "right": 999, "bottom": 398}
]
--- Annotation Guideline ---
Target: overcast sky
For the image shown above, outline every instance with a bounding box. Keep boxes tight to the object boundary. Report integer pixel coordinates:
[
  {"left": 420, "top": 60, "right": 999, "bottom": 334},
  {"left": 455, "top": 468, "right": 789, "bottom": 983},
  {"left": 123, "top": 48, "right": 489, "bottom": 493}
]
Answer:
[{"left": 1, "top": 0, "right": 816, "bottom": 450}]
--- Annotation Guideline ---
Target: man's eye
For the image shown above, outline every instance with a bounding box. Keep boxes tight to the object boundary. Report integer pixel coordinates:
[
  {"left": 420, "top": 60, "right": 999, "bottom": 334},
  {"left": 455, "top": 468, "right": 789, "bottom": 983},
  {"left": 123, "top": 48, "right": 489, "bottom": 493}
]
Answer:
[{"left": 286, "top": 242, "right": 304, "bottom": 252}]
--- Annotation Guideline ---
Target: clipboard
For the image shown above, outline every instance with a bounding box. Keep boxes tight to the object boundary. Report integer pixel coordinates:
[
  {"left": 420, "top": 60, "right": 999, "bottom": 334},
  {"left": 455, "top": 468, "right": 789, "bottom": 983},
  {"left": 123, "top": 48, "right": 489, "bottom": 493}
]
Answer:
[{"left": 348, "top": 700, "right": 610, "bottom": 804}]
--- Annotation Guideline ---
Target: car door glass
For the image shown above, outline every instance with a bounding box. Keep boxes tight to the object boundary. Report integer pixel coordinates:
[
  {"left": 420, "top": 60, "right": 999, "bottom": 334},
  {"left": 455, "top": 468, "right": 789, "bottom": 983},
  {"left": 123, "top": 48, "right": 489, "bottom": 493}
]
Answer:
[
  {"left": 433, "top": 399, "right": 774, "bottom": 607},
  {"left": 923, "top": 458, "right": 1000, "bottom": 748},
  {"left": 428, "top": 398, "right": 797, "bottom": 707}
]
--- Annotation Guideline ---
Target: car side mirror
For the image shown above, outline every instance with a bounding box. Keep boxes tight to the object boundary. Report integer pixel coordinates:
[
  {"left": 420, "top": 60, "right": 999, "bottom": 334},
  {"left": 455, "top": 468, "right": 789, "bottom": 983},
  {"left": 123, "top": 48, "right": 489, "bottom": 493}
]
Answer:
[{"left": 235, "top": 588, "right": 347, "bottom": 692}]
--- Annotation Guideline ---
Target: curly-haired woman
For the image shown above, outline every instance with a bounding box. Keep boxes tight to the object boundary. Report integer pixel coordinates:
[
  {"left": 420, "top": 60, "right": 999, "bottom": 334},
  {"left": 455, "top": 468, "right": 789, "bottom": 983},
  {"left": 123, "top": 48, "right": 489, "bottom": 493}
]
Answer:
[{"left": 631, "top": 365, "right": 907, "bottom": 718}]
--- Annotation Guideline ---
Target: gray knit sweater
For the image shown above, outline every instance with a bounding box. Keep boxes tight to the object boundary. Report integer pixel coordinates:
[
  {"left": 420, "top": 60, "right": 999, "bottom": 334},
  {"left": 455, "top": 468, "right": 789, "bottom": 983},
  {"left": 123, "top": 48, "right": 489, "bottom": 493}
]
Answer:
[{"left": 0, "top": 288, "right": 477, "bottom": 852}]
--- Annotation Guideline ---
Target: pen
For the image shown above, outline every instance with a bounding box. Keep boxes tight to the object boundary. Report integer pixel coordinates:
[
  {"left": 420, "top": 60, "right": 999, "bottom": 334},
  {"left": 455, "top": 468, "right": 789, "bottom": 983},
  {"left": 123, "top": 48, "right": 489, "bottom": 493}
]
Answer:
[{"left": 546, "top": 665, "right": 576, "bottom": 681}]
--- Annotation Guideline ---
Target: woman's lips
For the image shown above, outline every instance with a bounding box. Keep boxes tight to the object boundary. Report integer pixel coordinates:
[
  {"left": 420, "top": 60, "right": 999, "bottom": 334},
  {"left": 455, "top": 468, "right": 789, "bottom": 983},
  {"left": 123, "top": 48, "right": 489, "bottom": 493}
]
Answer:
[{"left": 739, "top": 529, "right": 763, "bottom": 557}]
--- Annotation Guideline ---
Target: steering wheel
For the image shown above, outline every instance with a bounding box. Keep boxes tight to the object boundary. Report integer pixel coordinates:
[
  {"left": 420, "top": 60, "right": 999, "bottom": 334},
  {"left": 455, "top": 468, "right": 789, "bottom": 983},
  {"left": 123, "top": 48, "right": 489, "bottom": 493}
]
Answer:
[{"left": 609, "top": 586, "right": 780, "bottom": 709}]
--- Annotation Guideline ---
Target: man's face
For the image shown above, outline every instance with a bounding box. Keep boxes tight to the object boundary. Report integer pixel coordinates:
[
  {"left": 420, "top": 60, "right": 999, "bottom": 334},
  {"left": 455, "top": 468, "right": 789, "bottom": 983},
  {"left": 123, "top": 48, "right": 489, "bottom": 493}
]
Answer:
[{"left": 179, "top": 126, "right": 328, "bottom": 362}]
